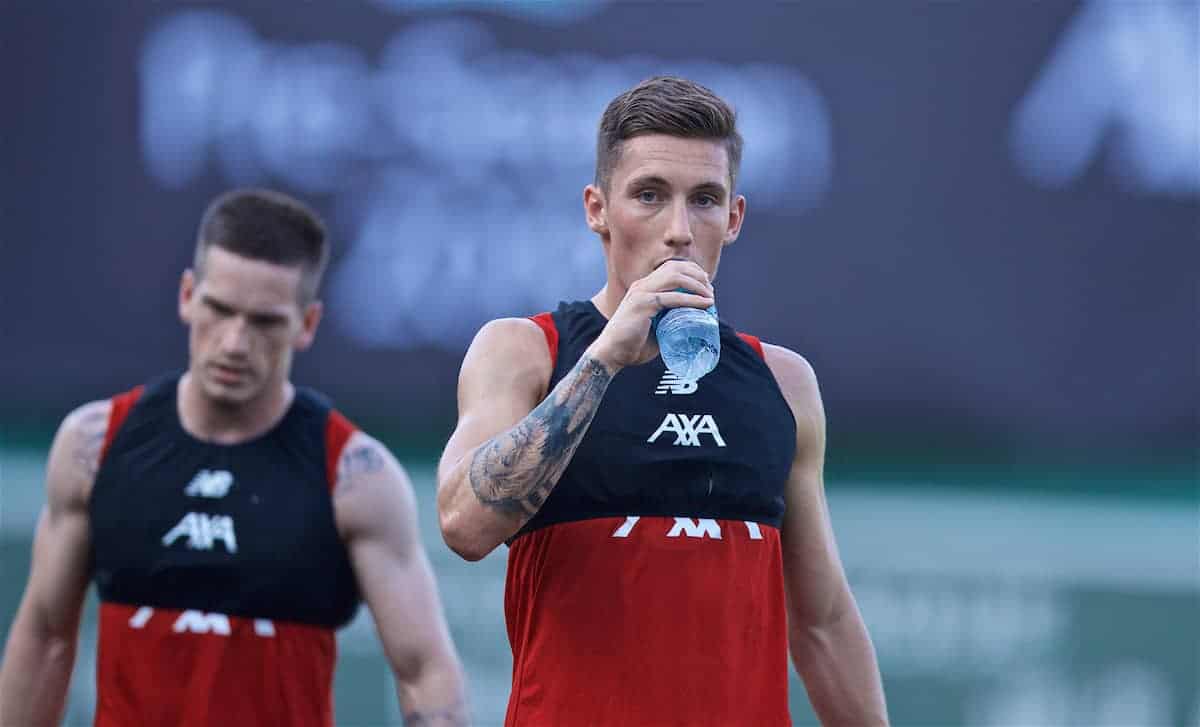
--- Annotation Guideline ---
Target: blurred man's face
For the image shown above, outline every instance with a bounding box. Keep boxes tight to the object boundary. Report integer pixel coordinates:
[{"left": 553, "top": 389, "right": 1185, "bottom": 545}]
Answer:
[
  {"left": 585, "top": 133, "right": 745, "bottom": 294},
  {"left": 179, "top": 246, "right": 321, "bottom": 408}
]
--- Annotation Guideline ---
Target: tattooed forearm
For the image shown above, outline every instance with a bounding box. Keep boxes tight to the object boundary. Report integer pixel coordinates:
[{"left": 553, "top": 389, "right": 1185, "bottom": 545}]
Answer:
[
  {"left": 468, "top": 354, "right": 613, "bottom": 518},
  {"left": 403, "top": 699, "right": 469, "bottom": 726}
]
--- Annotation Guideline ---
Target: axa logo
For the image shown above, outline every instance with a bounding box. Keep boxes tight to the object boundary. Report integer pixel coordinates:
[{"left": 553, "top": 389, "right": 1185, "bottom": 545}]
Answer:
[
  {"left": 162, "top": 512, "right": 238, "bottom": 553},
  {"left": 647, "top": 413, "right": 726, "bottom": 447},
  {"left": 184, "top": 469, "right": 234, "bottom": 498},
  {"left": 655, "top": 371, "right": 697, "bottom": 395}
]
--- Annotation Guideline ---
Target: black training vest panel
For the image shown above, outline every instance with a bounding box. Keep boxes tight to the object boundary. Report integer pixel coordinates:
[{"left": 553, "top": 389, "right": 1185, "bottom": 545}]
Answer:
[
  {"left": 517, "top": 301, "right": 797, "bottom": 537},
  {"left": 90, "top": 374, "right": 361, "bottom": 628}
]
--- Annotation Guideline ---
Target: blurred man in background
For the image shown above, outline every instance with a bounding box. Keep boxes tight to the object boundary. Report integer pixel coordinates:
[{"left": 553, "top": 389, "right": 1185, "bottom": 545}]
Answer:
[
  {"left": 437, "top": 76, "right": 888, "bottom": 726},
  {"left": 0, "top": 189, "right": 467, "bottom": 727}
]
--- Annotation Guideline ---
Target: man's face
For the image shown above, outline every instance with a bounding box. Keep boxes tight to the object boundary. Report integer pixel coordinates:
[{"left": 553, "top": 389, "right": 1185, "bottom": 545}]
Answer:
[
  {"left": 179, "top": 246, "right": 321, "bottom": 407},
  {"left": 585, "top": 133, "right": 746, "bottom": 292}
]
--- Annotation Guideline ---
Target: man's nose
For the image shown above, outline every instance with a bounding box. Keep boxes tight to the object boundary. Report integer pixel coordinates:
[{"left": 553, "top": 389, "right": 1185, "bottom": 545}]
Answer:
[
  {"left": 219, "top": 317, "right": 252, "bottom": 357},
  {"left": 664, "top": 199, "right": 693, "bottom": 249}
]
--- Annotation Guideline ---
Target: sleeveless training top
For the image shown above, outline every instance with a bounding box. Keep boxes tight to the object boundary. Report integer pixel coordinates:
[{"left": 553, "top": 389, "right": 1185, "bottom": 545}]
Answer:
[
  {"left": 504, "top": 301, "right": 798, "bottom": 727},
  {"left": 89, "top": 373, "right": 360, "bottom": 727}
]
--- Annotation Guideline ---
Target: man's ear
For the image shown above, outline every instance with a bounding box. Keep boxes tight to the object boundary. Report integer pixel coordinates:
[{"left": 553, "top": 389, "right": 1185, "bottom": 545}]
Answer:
[
  {"left": 294, "top": 300, "right": 323, "bottom": 351},
  {"left": 584, "top": 184, "right": 609, "bottom": 236},
  {"left": 723, "top": 194, "right": 747, "bottom": 247},
  {"left": 179, "top": 269, "right": 196, "bottom": 324}
]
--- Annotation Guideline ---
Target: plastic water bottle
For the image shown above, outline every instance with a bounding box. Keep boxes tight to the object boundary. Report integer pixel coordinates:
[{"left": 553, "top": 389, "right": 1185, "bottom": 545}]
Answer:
[{"left": 655, "top": 303, "right": 720, "bottom": 384}]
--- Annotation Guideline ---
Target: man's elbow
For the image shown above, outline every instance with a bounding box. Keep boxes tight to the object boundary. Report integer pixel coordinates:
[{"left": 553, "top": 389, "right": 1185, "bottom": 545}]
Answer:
[
  {"left": 788, "top": 618, "right": 832, "bottom": 661},
  {"left": 437, "top": 506, "right": 496, "bottom": 562},
  {"left": 787, "top": 598, "right": 852, "bottom": 653},
  {"left": 0, "top": 617, "right": 78, "bottom": 690}
]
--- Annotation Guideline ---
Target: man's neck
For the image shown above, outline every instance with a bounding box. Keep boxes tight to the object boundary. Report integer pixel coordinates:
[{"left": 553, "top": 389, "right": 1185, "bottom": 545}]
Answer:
[
  {"left": 590, "top": 284, "right": 627, "bottom": 320},
  {"left": 177, "top": 372, "right": 295, "bottom": 445}
]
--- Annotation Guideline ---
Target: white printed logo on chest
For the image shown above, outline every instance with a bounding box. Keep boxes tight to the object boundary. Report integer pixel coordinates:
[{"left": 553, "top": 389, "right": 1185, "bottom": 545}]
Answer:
[
  {"left": 647, "top": 413, "right": 727, "bottom": 447},
  {"left": 161, "top": 512, "right": 238, "bottom": 553},
  {"left": 184, "top": 469, "right": 234, "bottom": 498},
  {"left": 654, "top": 371, "right": 698, "bottom": 395}
]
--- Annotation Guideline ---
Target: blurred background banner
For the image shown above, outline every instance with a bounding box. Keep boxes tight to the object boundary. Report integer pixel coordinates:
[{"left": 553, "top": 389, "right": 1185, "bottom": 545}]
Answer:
[{"left": 2, "top": 1, "right": 1197, "bottom": 726}]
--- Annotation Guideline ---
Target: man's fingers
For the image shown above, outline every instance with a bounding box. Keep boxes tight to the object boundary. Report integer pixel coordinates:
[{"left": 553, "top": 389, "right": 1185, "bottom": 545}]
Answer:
[
  {"left": 640, "top": 270, "right": 714, "bottom": 297},
  {"left": 649, "top": 290, "right": 715, "bottom": 312},
  {"left": 659, "top": 261, "right": 711, "bottom": 289}
]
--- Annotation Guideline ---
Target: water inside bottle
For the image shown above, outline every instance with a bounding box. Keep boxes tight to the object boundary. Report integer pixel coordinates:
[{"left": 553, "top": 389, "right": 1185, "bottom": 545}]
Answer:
[{"left": 661, "top": 333, "right": 720, "bottom": 383}]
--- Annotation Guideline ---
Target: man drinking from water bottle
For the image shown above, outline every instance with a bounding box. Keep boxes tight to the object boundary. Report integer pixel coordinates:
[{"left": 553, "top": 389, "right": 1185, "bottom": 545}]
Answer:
[{"left": 435, "top": 75, "right": 889, "bottom": 727}]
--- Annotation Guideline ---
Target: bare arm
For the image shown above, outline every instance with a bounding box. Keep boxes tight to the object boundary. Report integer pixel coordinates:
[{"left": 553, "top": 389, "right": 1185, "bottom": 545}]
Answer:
[
  {"left": 436, "top": 317, "right": 614, "bottom": 560},
  {"left": 764, "top": 345, "right": 889, "bottom": 727},
  {"left": 334, "top": 432, "right": 468, "bottom": 726},
  {"left": 0, "top": 401, "right": 107, "bottom": 727},
  {"left": 437, "top": 262, "right": 716, "bottom": 561}
]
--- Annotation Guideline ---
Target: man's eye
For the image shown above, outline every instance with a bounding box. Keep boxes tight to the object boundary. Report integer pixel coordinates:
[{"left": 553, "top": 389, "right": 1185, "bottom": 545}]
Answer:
[{"left": 637, "top": 190, "right": 659, "bottom": 203}]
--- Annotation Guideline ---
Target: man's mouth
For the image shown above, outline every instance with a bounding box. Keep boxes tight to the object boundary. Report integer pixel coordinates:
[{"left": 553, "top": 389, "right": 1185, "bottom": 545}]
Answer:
[
  {"left": 653, "top": 256, "right": 692, "bottom": 270},
  {"left": 210, "top": 363, "right": 249, "bottom": 384}
]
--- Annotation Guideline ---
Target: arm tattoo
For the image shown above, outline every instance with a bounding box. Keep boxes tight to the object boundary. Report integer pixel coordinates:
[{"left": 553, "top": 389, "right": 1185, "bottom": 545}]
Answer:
[
  {"left": 468, "top": 354, "right": 613, "bottom": 518},
  {"left": 73, "top": 406, "right": 109, "bottom": 479},
  {"left": 403, "top": 699, "right": 469, "bottom": 726},
  {"left": 337, "top": 443, "right": 386, "bottom": 492}
]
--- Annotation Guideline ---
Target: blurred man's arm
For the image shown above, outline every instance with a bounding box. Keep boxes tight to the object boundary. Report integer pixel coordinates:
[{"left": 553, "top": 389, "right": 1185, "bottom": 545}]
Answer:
[
  {"left": 436, "top": 317, "right": 613, "bottom": 560},
  {"left": 764, "top": 345, "right": 889, "bottom": 727},
  {"left": 334, "top": 432, "right": 469, "bottom": 726},
  {"left": 0, "top": 401, "right": 108, "bottom": 727}
]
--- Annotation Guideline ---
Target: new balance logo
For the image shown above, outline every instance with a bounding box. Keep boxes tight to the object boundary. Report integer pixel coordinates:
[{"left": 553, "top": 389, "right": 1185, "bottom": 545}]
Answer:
[
  {"left": 162, "top": 512, "right": 238, "bottom": 553},
  {"left": 185, "top": 469, "right": 234, "bottom": 498},
  {"left": 655, "top": 371, "right": 697, "bottom": 395},
  {"left": 647, "top": 413, "right": 726, "bottom": 447}
]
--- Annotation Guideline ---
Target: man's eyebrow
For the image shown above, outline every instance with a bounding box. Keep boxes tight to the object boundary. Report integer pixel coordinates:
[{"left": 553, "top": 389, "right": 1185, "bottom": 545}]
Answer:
[
  {"left": 201, "top": 294, "right": 289, "bottom": 321},
  {"left": 691, "top": 181, "right": 728, "bottom": 198},
  {"left": 625, "top": 174, "right": 671, "bottom": 189},
  {"left": 248, "top": 311, "right": 289, "bottom": 323},
  {"left": 200, "top": 293, "right": 235, "bottom": 311}
]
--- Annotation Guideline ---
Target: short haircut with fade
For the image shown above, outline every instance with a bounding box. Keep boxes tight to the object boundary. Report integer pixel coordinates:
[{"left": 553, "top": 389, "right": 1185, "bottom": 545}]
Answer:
[
  {"left": 193, "top": 188, "right": 329, "bottom": 304},
  {"left": 594, "top": 76, "right": 744, "bottom": 192}
]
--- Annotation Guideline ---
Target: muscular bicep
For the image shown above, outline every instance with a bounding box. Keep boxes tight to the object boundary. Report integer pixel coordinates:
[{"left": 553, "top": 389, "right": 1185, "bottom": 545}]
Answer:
[
  {"left": 19, "top": 401, "right": 107, "bottom": 636},
  {"left": 764, "top": 347, "right": 854, "bottom": 628},
  {"left": 334, "top": 434, "right": 458, "bottom": 677},
  {"left": 437, "top": 318, "right": 552, "bottom": 484}
]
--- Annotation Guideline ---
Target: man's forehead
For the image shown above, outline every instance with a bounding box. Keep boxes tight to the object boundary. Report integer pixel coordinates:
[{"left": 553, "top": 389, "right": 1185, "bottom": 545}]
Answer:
[
  {"left": 198, "top": 248, "right": 305, "bottom": 312},
  {"left": 198, "top": 282, "right": 301, "bottom": 316},
  {"left": 614, "top": 134, "right": 731, "bottom": 187}
]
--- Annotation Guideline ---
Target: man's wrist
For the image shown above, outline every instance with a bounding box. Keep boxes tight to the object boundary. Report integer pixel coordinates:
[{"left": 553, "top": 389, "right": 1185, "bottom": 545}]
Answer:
[{"left": 582, "top": 342, "right": 623, "bottom": 376}]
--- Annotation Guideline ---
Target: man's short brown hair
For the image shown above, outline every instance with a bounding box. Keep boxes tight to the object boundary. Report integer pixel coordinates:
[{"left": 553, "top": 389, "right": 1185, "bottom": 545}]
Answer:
[
  {"left": 595, "top": 76, "right": 743, "bottom": 192},
  {"left": 194, "top": 188, "right": 329, "bottom": 303}
]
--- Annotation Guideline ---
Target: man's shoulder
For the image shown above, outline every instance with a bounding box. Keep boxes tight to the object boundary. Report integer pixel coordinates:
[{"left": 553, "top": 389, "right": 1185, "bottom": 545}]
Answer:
[
  {"left": 467, "top": 316, "right": 556, "bottom": 374},
  {"left": 330, "top": 429, "right": 417, "bottom": 542},
  {"left": 61, "top": 398, "right": 113, "bottom": 438},
  {"left": 333, "top": 429, "right": 400, "bottom": 480},
  {"left": 47, "top": 398, "right": 114, "bottom": 507},
  {"left": 760, "top": 343, "right": 818, "bottom": 393},
  {"left": 476, "top": 316, "right": 549, "bottom": 345},
  {"left": 756, "top": 344, "right": 826, "bottom": 463}
]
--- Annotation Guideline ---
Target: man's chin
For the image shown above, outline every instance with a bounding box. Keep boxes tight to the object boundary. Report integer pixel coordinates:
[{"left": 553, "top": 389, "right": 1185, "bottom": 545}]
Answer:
[{"left": 200, "top": 378, "right": 257, "bottom": 407}]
